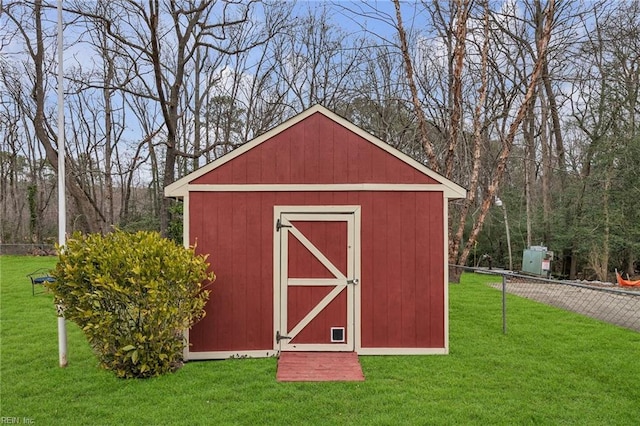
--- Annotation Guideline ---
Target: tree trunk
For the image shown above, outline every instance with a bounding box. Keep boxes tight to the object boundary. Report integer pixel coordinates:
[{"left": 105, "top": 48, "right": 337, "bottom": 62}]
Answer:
[
  {"left": 449, "top": 0, "right": 490, "bottom": 276},
  {"left": 392, "top": 0, "right": 439, "bottom": 172},
  {"left": 457, "top": 0, "right": 556, "bottom": 268},
  {"left": 523, "top": 96, "right": 535, "bottom": 248},
  {"left": 102, "top": 37, "right": 115, "bottom": 230},
  {"left": 31, "top": 0, "right": 102, "bottom": 234},
  {"left": 535, "top": 0, "right": 552, "bottom": 245},
  {"left": 539, "top": 82, "right": 551, "bottom": 244},
  {"left": 444, "top": 0, "right": 470, "bottom": 179}
]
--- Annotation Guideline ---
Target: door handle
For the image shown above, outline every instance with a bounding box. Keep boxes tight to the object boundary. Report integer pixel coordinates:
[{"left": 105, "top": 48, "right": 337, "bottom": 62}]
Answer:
[{"left": 347, "top": 278, "right": 359, "bottom": 285}]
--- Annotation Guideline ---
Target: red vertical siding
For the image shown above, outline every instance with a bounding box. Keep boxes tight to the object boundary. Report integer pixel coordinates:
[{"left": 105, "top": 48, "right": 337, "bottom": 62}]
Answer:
[
  {"left": 400, "top": 192, "right": 417, "bottom": 346},
  {"left": 191, "top": 113, "right": 439, "bottom": 185},
  {"left": 386, "top": 192, "right": 404, "bottom": 347},
  {"left": 245, "top": 193, "right": 262, "bottom": 346},
  {"left": 188, "top": 191, "right": 445, "bottom": 353},
  {"left": 303, "top": 114, "right": 320, "bottom": 181},
  {"left": 414, "top": 192, "right": 445, "bottom": 347},
  {"left": 358, "top": 191, "right": 444, "bottom": 349},
  {"left": 369, "top": 194, "right": 388, "bottom": 346},
  {"left": 333, "top": 125, "right": 349, "bottom": 182},
  {"left": 189, "top": 192, "right": 275, "bottom": 351}
]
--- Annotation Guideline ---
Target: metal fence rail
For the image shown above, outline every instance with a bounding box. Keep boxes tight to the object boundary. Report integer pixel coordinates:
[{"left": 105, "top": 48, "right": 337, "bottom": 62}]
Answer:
[
  {"left": 452, "top": 265, "right": 640, "bottom": 334},
  {"left": 0, "top": 244, "right": 55, "bottom": 255},
  {"left": 0, "top": 243, "right": 56, "bottom": 256}
]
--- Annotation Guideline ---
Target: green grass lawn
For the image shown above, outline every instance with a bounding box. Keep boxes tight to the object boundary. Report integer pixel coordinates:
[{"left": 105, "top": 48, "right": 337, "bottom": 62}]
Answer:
[{"left": 1, "top": 255, "right": 639, "bottom": 425}]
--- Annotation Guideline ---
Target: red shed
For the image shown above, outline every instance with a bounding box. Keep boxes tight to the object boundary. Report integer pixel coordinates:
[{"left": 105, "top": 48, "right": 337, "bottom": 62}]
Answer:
[{"left": 165, "top": 105, "right": 466, "bottom": 360}]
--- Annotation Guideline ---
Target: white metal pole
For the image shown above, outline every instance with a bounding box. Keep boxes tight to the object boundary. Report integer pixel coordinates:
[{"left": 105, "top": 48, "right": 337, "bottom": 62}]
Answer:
[
  {"left": 495, "top": 197, "right": 513, "bottom": 271},
  {"left": 501, "top": 203, "right": 513, "bottom": 271},
  {"left": 57, "top": 0, "right": 68, "bottom": 368}
]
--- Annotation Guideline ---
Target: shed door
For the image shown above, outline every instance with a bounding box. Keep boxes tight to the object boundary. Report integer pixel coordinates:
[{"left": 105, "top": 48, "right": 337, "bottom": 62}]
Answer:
[{"left": 276, "top": 210, "right": 358, "bottom": 351}]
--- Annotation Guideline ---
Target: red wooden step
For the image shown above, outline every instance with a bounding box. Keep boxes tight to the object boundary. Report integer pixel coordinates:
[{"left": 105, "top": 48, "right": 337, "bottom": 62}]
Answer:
[{"left": 276, "top": 352, "right": 365, "bottom": 382}]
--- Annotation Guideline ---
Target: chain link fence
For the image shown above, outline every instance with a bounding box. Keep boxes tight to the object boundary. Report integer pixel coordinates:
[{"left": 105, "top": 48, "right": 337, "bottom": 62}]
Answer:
[
  {"left": 452, "top": 266, "right": 640, "bottom": 334},
  {"left": 0, "top": 244, "right": 56, "bottom": 255}
]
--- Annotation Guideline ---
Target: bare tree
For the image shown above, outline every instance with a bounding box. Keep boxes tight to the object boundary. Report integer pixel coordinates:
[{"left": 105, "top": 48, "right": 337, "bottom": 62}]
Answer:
[
  {"left": 65, "top": 0, "right": 290, "bottom": 235},
  {"left": 392, "top": 0, "right": 439, "bottom": 171},
  {"left": 454, "top": 0, "right": 556, "bottom": 274},
  {"left": 567, "top": 0, "right": 640, "bottom": 278},
  {"left": 3, "top": 0, "right": 108, "bottom": 233},
  {"left": 450, "top": 0, "right": 490, "bottom": 273},
  {"left": 389, "top": 0, "right": 557, "bottom": 276}
]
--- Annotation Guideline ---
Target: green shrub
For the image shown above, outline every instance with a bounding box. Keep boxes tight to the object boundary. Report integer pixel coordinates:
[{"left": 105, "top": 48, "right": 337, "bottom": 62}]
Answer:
[{"left": 48, "top": 230, "right": 214, "bottom": 378}]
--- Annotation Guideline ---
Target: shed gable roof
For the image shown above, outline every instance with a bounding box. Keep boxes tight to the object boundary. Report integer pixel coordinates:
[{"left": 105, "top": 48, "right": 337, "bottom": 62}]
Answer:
[{"left": 165, "top": 105, "right": 466, "bottom": 198}]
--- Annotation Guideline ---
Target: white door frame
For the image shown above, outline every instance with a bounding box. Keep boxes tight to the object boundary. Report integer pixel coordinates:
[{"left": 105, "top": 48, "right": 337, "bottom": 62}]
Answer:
[{"left": 273, "top": 205, "right": 361, "bottom": 352}]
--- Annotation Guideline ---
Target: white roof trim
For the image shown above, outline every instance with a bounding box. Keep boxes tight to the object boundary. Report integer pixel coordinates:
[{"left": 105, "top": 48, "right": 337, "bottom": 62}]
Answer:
[
  {"left": 181, "top": 183, "right": 462, "bottom": 198},
  {"left": 165, "top": 105, "right": 467, "bottom": 199}
]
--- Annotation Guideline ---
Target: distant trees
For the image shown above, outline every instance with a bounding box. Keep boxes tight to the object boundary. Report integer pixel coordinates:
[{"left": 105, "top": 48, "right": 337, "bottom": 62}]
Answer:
[
  {"left": 2, "top": 0, "right": 640, "bottom": 278},
  {"left": 564, "top": 1, "right": 640, "bottom": 279},
  {"left": 1, "top": 0, "right": 292, "bottom": 238},
  {"left": 62, "top": 0, "right": 292, "bottom": 234},
  {"left": 3, "top": 0, "right": 108, "bottom": 237}
]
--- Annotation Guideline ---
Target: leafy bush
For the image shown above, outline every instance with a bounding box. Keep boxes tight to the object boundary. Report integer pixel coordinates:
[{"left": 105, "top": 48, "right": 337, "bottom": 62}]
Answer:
[{"left": 48, "top": 230, "right": 214, "bottom": 378}]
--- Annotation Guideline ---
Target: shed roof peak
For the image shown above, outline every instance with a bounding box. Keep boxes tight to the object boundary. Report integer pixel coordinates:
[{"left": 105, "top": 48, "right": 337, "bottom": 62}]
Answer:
[{"left": 165, "top": 104, "right": 466, "bottom": 199}]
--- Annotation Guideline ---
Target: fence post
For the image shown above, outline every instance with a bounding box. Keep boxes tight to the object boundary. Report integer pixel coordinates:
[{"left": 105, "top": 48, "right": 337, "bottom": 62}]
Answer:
[{"left": 502, "top": 274, "right": 507, "bottom": 335}]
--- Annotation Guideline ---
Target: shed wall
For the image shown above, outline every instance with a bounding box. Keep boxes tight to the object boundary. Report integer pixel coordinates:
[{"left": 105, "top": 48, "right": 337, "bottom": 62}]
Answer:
[{"left": 188, "top": 190, "right": 444, "bottom": 353}]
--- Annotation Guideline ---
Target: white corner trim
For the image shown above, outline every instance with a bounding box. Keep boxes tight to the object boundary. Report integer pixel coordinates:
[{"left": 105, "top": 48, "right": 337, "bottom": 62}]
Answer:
[
  {"left": 183, "top": 328, "right": 190, "bottom": 361},
  {"left": 443, "top": 201, "right": 450, "bottom": 354},
  {"left": 165, "top": 184, "right": 188, "bottom": 198},
  {"left": 182, "top": 193, "right": 190, "bottom": 249}
]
